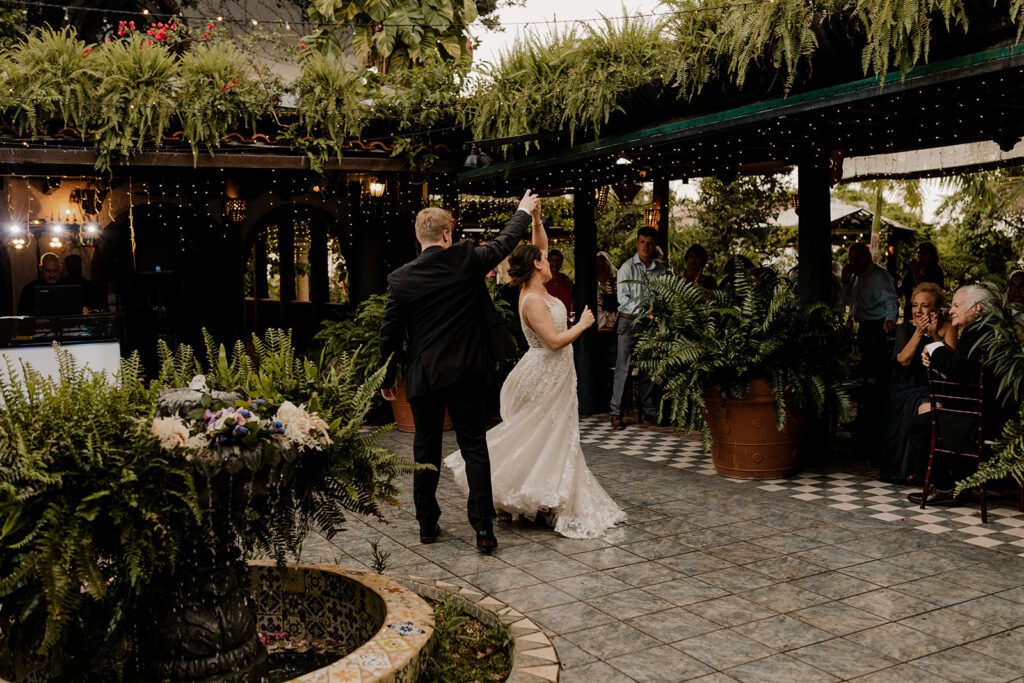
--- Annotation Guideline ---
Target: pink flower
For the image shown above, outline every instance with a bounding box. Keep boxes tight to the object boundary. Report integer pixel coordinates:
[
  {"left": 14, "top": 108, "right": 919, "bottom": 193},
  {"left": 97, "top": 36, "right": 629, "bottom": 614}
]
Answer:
[{"left": 129, "top": 20, "right": 135, "bottom": 29}]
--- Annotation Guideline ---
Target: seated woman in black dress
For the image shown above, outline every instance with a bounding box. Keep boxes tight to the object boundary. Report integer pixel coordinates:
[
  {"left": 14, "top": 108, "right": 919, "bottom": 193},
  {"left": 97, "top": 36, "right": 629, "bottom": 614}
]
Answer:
[{"left": 880, "top": 282, "right": 957, "bottom": 483}]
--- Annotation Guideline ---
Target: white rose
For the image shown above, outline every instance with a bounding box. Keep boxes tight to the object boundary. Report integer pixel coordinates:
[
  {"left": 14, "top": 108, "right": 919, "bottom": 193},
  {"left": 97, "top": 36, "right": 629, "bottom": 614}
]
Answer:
[{"left": 151, "top": 417, "right": 189, "bottom": 450}]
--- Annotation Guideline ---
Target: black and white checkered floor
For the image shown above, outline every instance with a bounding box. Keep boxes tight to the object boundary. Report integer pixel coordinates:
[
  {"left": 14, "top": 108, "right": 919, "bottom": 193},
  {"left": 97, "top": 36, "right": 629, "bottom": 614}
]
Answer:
[{"left": 580, "top": 416, "right": 1024, "bottom": 557}]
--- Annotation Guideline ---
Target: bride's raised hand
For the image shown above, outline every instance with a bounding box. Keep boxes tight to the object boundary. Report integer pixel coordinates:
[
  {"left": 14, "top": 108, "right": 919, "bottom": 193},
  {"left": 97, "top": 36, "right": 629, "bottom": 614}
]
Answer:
[{"left": 576, "top": 305, "right": 595, "bottom": 329}]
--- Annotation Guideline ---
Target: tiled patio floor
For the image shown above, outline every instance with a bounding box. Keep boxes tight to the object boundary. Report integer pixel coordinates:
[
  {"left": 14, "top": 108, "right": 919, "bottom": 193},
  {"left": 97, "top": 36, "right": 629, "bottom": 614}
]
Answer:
[{"left": 302, "top": 420, "right": 1024, "bottom": 682}]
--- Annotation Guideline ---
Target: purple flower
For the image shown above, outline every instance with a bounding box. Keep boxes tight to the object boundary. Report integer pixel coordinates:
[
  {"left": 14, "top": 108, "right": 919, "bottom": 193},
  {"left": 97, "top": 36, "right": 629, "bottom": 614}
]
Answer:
[{"left": 234, "top": 426, "right": 250, "bottom": 437}]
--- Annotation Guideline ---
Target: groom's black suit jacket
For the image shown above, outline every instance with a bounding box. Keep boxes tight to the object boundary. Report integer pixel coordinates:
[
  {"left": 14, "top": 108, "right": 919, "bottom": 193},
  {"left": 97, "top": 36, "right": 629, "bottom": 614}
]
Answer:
[{"left": 379, "top": 210, "right": 531, "bottom": 400}]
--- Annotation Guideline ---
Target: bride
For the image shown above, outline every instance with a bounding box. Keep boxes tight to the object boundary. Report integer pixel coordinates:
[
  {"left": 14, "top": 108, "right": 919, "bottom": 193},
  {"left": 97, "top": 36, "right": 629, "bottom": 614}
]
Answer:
[{"left": 444, "top": 210, "right": 625, "bottom": 539}]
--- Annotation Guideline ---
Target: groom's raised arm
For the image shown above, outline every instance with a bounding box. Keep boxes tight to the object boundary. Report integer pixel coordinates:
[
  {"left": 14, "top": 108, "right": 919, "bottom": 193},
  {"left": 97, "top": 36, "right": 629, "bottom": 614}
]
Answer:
[{"left": 472, "top": 191, "right": 540, "bottom": 272}]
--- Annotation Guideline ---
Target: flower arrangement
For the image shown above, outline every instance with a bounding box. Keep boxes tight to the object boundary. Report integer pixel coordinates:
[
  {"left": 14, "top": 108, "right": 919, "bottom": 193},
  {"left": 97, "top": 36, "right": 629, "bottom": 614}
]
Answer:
[{"left": 152, "top": 386, "right": 333, "bottom": 467}]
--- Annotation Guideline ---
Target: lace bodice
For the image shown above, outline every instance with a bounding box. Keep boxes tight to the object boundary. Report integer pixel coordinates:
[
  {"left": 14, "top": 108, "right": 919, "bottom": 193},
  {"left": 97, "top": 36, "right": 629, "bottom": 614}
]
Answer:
[{"left": 520, "top": 293, "right": 567, "bottom": 349}]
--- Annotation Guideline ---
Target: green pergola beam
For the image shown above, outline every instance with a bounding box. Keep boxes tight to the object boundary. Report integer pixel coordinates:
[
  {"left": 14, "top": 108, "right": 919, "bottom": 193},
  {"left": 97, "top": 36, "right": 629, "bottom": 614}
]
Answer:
[{"left": 460, "top": 42, "right": 1024, "bottom": 182}]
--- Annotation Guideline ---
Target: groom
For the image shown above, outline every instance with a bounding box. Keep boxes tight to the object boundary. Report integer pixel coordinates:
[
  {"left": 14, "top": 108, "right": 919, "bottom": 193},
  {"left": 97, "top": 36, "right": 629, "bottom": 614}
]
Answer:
[{"left": 379, "top": 191, "right": 540, "bottom": 553}]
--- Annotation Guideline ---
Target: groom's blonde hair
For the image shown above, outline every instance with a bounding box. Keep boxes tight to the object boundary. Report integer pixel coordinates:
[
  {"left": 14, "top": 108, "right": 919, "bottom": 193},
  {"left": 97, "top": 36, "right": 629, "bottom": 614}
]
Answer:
[{"left": 415, "top": 208, "right": 453, "bottom": 245}]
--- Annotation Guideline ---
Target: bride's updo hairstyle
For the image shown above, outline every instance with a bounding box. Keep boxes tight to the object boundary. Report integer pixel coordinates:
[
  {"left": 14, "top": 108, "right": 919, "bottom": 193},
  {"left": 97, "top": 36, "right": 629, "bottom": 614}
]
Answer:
[{"left": 508, "top": 243, "right": 542, "bottom": 288}]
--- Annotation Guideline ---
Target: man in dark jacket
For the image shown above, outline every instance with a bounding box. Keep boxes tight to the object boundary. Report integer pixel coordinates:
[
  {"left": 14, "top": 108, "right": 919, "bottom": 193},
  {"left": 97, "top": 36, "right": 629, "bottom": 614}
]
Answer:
[
  {"left": 907, "top": 285, "right": 1012, "bottom": 506},
  {"left": 379, "top": 191, "right": 539, "bottom": 552}
]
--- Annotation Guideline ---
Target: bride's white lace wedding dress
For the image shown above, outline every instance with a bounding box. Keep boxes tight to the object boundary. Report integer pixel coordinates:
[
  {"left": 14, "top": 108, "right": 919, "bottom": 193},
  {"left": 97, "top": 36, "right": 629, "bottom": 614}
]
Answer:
[{"left": 444, "top": 292, "right": 625, "bottom": 539}]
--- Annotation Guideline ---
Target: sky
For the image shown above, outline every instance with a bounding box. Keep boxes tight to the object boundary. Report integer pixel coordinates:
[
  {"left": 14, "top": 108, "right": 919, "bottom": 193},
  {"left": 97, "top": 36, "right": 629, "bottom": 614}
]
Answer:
[
  {"left": 472, "top": 0, "right": 664, "bottom": 66},
  {"left": 469, "top": 0, "right": 947, "bottom": 222}
]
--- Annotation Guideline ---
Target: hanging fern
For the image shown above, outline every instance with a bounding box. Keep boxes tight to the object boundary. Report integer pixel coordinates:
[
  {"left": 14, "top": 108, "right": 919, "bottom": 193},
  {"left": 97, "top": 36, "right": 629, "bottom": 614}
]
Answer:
[
  {"left": 288, "top": 50, "right": 369, "bottom": 173},
  {"left": 177, "top": 41, "right": 275, "bottom": 159},
  {"left": 857, "top": 0, "right": 971, "bottom": 76},
  {"left": 461, "top": 28, "right": 579, "bottom": 148},
  {"left": 2, "top": 27, "right": 97, "bottom": 136},
  {"left": 661, "top": 0, "right": 726, "bottom": 101},
  {"left": 92, "top": 33, "right": 179, "bottom": 171},
  {"left": 717, "top": 0, "right": 841, "bottom": 93}
]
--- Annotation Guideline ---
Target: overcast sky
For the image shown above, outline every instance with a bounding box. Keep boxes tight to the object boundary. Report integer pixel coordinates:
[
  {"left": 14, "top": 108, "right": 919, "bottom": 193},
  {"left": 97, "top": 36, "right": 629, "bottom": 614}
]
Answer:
[{"left": 472, "top": 0, "right": 663, "bottom": 66}]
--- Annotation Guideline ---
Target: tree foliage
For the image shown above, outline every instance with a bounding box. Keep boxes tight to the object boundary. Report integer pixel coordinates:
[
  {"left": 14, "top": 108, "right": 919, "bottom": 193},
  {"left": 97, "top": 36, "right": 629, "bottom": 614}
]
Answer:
[
  {"left": 934, "top": 169, "right": 1024, "bottom": 288},
  {"left": 305, "top": 0, "right": 480, "bottom": 72},
  {"left": 685, "top": 175, "right": 794, "bottom": 274}
]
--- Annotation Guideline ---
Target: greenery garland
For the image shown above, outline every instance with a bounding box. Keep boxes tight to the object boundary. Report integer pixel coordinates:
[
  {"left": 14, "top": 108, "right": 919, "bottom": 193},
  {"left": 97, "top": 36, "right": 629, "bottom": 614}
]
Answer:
[{"left": 0, "top": 0, "right": 1020, "bottom": 172}]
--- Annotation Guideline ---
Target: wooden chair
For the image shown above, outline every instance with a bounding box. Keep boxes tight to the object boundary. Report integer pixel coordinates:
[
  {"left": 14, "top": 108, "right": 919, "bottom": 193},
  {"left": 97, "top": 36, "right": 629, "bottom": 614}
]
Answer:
[{"left": 920, "top": 360, "right": 990, "bottom": 522}]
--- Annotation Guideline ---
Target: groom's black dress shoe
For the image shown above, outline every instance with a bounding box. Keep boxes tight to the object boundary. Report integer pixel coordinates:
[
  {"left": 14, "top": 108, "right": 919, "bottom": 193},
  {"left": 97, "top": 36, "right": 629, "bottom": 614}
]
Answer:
[
  {"left": 419, "top": 524, "right": 441, "bottom": 544},
  {"left": 475, "top": 528, "right": 498, "bottom": 554}
]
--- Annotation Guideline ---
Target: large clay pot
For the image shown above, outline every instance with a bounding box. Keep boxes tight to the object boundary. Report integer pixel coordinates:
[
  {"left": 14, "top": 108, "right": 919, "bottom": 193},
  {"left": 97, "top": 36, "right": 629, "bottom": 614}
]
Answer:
[
  {"left": 704, "top": 379, "right": 802, "bottom": 479},
  {"left": 391, "top": 379, "right": 453, "bottom": 433}
]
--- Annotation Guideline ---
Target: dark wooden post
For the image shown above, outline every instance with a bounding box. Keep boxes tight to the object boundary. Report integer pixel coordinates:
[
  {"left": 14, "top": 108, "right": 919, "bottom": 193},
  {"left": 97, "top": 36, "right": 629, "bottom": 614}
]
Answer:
[
  {"left": 797, "top": 147, "right": 833, "bottom": 305},
  {"left": 653, "top": 177, "right": 670, "bottom": 262},
  {"left": 309, "top": 215, "right": 329, "bottom": 312},
  {"left": 573, "top": 183, "right": 606, "bottom": 415}
]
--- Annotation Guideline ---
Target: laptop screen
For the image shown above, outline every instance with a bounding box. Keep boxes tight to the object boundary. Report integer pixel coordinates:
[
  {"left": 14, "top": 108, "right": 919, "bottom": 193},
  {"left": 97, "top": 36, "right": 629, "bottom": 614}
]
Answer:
[{"left": 33, "top": 285, "right": 84, "bottom": 316}]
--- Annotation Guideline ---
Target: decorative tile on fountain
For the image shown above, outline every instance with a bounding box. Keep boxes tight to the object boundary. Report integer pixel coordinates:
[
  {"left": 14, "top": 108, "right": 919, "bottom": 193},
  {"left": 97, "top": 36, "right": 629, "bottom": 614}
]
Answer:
[{"left": 249, "top": 562, "right": 434, "bottom": 683}]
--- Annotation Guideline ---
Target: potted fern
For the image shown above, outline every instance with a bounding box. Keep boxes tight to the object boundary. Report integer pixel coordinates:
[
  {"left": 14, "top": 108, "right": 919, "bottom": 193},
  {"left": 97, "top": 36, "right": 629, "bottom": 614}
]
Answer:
[
  {"left": 314, "top": 294, "right": 448, "bottom": 431},
  {"left": 634, "top": 269, "right": 852, "bottom": 478}
]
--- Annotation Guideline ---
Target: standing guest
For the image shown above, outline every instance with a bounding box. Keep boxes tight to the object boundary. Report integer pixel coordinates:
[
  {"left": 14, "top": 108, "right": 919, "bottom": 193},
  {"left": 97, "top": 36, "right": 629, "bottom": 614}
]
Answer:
[
  {"left": 378, "top": 191, "right": 540, "bottom": 553},
  {"left": 609, "top": 227, "right": 667, "bottom": 430},
  {"left": 544, "top": 249, "right": 573, "bottom": 318},
  {"left": 61, "top": 253, "right": 104, "bottom": 311},
  {"left": 843, "top": 242, "right": 899, "bottom": 394},
  {"left": 17, "top": 252, "right": 62, "bottom": 315},
  {"left": 899, "top": 241, "right": 945, "bottom": 320},
  {"left": 880, "top": 283, "right": 957, "bottom": 483},
  {"left": 682, "top": 244, "right": 717, "bottom": 290}
]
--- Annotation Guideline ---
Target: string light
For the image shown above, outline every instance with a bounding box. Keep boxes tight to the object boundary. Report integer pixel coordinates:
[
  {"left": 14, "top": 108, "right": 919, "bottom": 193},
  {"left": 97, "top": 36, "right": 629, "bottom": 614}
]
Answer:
[{"left": 0, "top": 0, "right": 786, "bottom": 30}]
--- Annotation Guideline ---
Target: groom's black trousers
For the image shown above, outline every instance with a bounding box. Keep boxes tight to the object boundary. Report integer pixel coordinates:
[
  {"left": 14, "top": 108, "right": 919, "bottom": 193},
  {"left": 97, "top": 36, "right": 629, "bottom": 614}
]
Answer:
[{"left": 408, "top": 373, "right": 496, "bottom": 532}]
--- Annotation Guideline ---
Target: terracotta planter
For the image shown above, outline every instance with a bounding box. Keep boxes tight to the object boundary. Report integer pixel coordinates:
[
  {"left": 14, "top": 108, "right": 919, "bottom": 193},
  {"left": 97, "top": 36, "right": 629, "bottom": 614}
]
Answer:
[
  {"left": 391, "top": 379, "right": 453, "bottom": 433},
  {"left": 704, "top": 379, "right": 802, "bottom": 479}
]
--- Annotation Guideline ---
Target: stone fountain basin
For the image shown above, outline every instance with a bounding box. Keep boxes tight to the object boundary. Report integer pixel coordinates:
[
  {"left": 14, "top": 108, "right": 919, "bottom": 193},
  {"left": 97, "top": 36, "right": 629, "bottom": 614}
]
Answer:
[
  {"left": 0, "top": 563, "right": 433, "bottom": 683},
  {"left": 250, "top": 561, "right": 435, "bottom": 683}
]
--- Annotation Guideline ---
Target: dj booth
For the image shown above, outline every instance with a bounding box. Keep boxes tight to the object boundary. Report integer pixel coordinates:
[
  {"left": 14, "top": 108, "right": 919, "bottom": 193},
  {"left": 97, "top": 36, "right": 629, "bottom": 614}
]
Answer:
[{"left": 0, "top": 314, "right": 123, "bottom": 385}]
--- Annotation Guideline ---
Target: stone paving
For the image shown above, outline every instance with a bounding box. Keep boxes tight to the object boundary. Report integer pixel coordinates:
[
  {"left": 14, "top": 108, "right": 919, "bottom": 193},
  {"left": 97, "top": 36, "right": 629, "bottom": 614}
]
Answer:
[{"left": 302, "top": 421, "right": 1024, "bottom": 682}]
